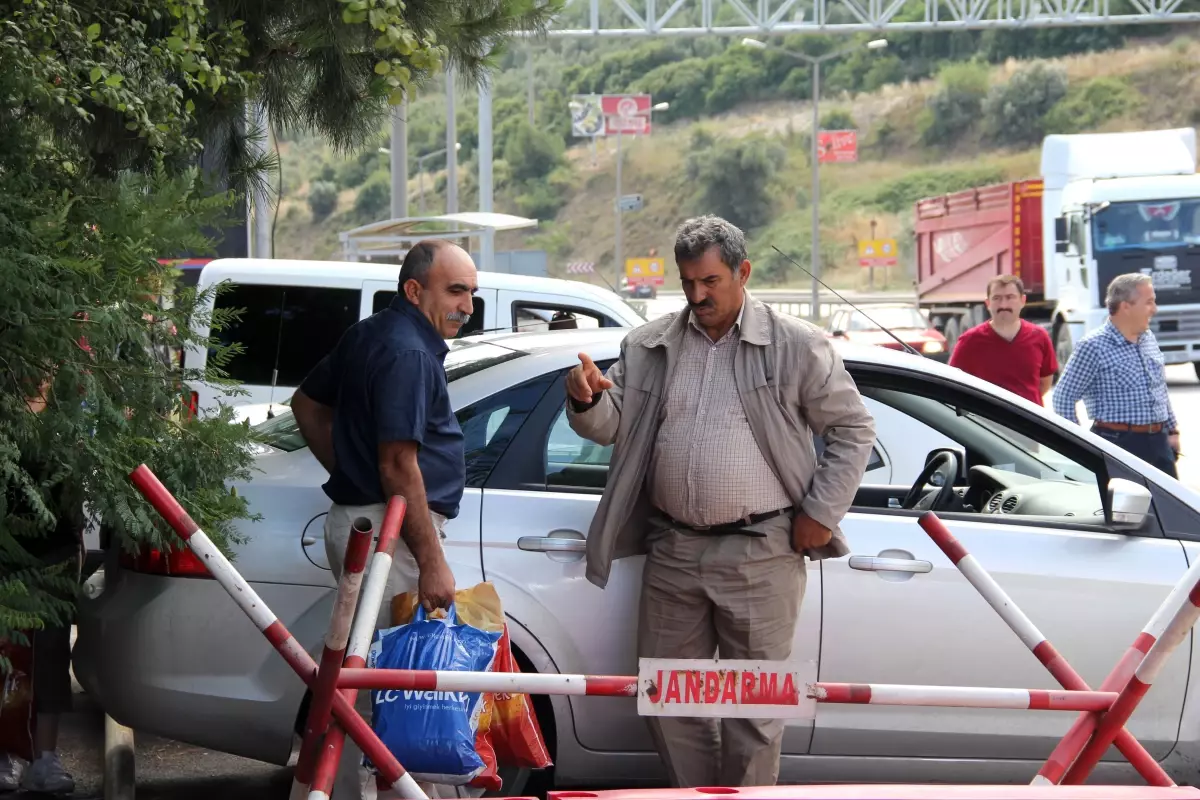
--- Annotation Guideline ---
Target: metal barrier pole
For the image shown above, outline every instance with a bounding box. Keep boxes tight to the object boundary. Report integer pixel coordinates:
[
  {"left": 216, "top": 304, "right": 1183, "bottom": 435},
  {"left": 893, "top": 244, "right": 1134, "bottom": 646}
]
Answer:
[
  {"left": 306, "top": 496, "right": 407, "bottom": 800},
  {"left": 1061, "top": 570, "right": 1200, "bottom": 784},
  {"left": 808, "top": 683, "right": 1116, "bottom": 712},
  {"left": 337, "top": 668, "right": 638, "bottom": 696},
  {"left": 103, "top": 714, "right": 135, "bottom": 800},
  {"left": 918, "top": 512, "right": 1173, "bottom": 787},
  {"left": 290, "top": 519, "right": 375, "bottom": 798},
  {"left": 128, "top": 465, "right": 427, "bottom": 800},
  {"left": 1038, "top": 553, "right": 1200, "bottom": 785}
]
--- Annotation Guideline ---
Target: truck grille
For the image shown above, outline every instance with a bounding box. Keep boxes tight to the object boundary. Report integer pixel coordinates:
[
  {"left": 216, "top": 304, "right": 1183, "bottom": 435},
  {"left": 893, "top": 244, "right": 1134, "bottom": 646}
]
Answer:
[{"left": 1153, "top": 311, "right": 1200, "bottom": 344}]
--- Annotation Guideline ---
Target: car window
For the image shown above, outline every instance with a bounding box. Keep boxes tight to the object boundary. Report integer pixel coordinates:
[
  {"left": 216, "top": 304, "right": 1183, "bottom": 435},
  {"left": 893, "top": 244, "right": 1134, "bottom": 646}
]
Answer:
[
  {"left": 855, "top": 382, "right": 1106, "bottom": 521},
  {"left": 373, "top": 290, "right": 486, "bottom": 337},
  {"left": 212, "top": 284, "right": 360, "bottom": 386},
  {"left": 545, "top": 405, "right": 614, "bottom": 490},
  {"left": 512, "top": 303, "right": 610, "bottom": 333}
]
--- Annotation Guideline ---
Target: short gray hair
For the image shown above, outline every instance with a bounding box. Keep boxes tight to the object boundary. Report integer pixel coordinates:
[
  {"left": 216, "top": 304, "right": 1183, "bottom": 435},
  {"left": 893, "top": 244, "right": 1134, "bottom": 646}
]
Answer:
[
  {"left": 674, "top": 215, "right": 747, "bottom": 271},
  {"left": 1106, "top": 273, "right": 1153, "bottom": 315}
]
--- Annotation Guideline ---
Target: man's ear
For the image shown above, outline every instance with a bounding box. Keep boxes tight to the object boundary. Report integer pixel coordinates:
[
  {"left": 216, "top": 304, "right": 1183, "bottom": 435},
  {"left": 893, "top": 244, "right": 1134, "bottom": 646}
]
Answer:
[
  {"left": 738, "top": 259, "right": 752, "bottom": 287},
  {"left": 402, "top": 278, "right": 421, "bottom": 304}
]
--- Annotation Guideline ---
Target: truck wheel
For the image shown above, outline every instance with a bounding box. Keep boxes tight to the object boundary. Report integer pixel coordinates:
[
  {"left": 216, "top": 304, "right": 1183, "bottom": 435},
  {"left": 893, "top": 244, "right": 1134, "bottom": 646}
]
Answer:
[
  {"left": 1054, "top": 322, "right": 1074, "bottom": 382},
  {"left": 942, "top": 317, "right": 962, "bottom": 354}
]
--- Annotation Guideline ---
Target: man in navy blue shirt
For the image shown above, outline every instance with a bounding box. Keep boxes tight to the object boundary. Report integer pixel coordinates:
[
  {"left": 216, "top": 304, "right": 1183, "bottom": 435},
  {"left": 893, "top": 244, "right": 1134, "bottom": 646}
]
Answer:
[
  {"left": 1054, "top": 273, "right": 1181, "bottom": 478},
  {"left": 294, "top": 238, "right": 476, "bottom": 612},
  {"left": 292, "top": 239, "right": 477, "bottom": 798}
]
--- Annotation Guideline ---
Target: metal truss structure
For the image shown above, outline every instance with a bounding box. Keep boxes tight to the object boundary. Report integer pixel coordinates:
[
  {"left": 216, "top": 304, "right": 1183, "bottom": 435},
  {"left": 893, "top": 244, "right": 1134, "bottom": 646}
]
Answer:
[{"left": 543, "top": 0, "right": 1200, "bottom": 36}]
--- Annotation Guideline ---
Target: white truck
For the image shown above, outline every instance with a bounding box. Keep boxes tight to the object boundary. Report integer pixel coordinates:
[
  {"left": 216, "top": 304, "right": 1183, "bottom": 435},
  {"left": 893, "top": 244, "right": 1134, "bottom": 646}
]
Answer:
[{"left": 915, "top": 127, "right": 1200, "bottom": 377}]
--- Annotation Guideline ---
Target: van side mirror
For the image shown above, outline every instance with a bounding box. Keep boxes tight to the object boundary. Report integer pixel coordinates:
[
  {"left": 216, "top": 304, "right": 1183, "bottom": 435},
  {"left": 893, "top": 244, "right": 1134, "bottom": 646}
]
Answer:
[
  {"left": 1054, "top": 217, "right": 1070, "bottom": 254},
  {"left": 1107, "top": 478, "right": 1152, "bottom": 530}
]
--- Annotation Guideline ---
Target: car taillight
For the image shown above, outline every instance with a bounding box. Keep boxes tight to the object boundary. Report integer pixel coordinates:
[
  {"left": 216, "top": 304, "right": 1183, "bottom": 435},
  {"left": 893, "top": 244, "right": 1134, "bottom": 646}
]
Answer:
[{"left": 119, "top": 545, "right": 212, "bottom": 578}]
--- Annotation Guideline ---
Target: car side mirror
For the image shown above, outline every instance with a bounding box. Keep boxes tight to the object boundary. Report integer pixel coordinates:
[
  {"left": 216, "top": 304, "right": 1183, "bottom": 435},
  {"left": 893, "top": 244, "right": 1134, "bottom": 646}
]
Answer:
[
  {"left": 1107, "top": 478, "right": 1152, "bottom": 530},
  {"left": 1054, "top": 216, "right": 1070, "bottom": 254},
  {"left": 831, "top": 330, "right": 846, "bottom": 338}
]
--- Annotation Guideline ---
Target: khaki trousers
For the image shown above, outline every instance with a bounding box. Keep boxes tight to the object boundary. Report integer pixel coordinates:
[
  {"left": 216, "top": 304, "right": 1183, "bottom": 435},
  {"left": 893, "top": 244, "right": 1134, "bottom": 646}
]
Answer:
[
  {"left": 638, "top": 514, "right": 806, "bottom": 788},
  {"left": 323, "top": 503, "right": 481, "bottom": 800}
]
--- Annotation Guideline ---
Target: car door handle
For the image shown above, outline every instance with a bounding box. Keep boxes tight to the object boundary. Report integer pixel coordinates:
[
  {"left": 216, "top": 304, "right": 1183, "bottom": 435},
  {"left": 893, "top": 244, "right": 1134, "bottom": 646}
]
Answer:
[
  {"left": 849, "top": 556, "right": 932, "bottom": 574},
  {"left": 518, "top": 536, "right": 587, "bottom": 553}
]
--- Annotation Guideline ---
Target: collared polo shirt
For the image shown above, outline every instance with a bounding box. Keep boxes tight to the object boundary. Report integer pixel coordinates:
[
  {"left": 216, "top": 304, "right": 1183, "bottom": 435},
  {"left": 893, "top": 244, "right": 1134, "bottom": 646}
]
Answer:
[
  {"left": 299, "top": 297, "right": 465, "bottom": 518},
  {"left": 949, "top": 319, "right": 1057, "bottom": 405}
]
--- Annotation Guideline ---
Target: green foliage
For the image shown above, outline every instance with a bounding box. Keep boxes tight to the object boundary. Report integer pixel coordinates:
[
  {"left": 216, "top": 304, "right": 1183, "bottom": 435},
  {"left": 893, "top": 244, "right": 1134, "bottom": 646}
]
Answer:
[
  {"left": 685, "top": 132, "right": 786, "bottom": 231},
  {"left": 919, "top": 62, "right": 991, "bottom": 146},
  {"left": 832, "top": 166, "right": 1008, "bottom": 214},
  {"left": 354, "top": 170, "right": 392, "bottom": 222},
  {"left": 983, "top": 63, "right": 1069, "bottom": 146},
  {"left": 307, "top": 180, "right": 339, "bottom": 221},
  {"left": 821, "top": 110, "right": 857, "bottom": 131},
  {"left": 1043, "top": 76, "right": 1141, "bottom": 135},
  {"left": 0, "top": 0, "right": 560, "bottom": 645},
  {"left": 503, "top": 120, "right": 565, "bottom": 183}
]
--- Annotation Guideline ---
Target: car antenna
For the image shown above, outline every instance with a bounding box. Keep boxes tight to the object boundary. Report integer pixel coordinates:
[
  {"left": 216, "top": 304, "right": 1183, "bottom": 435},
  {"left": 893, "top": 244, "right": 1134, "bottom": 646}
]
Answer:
[{"left": 769, "top": 245, "right": 924, "bottom": 358}]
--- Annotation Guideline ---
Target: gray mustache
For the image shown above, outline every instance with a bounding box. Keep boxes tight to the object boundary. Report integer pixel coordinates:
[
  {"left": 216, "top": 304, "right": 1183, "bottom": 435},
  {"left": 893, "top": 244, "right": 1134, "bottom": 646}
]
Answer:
[{"left": 447, "top": 311, "right": 471, "bottom": 323}]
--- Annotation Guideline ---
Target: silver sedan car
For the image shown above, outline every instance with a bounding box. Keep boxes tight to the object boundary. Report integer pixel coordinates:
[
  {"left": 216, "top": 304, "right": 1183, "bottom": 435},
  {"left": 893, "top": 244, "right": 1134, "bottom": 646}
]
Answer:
[{"left": 74, "top": 328, "right": 1200, "bottom": 791}]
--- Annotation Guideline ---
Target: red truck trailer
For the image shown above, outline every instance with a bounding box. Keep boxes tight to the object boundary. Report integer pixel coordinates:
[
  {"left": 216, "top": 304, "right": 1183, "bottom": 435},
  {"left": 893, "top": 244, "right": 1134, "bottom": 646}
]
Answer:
[{"left": 914, "top": 179, "right": 1051, "bottom": 353}]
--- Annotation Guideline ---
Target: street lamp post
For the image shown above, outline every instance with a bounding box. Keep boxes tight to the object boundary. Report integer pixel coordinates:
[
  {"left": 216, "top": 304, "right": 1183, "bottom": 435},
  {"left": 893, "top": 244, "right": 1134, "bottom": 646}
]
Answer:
[
  {"left": 742, "top": 37, "right": 887, "bottom": 321},
  {"left": 613, "top": 101, "right": 669, "bottom": 287}
]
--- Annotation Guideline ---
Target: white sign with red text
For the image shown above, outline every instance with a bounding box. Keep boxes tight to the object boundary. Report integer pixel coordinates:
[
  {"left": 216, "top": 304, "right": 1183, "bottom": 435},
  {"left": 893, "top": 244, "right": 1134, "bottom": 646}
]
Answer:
[{"left": 637, "top": 659, "right": 817, "bottom": 719}]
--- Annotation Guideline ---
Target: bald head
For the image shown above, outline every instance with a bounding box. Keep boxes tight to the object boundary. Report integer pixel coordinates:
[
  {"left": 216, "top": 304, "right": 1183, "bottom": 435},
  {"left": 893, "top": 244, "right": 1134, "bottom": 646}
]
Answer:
[{"left": 400, "top": 240, "right": 478, "bottom": 338}]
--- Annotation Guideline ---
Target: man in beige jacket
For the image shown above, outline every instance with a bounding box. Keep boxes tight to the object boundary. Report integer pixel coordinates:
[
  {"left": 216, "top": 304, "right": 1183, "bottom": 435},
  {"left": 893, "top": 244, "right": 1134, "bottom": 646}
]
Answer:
[{"left": 565, "top": 215, "right": 876, "bottom": 788}]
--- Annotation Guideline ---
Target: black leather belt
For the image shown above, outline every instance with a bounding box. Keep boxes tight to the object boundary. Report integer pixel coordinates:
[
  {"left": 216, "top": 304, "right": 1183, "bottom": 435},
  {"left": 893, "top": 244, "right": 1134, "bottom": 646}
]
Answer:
[{"left": 657, "top": 508, "right": 790, "bottom": 537}]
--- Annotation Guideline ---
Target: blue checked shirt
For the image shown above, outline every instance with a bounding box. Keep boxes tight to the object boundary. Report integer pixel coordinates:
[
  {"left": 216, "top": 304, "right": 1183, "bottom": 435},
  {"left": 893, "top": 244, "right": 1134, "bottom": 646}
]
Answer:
[{"left": 1052, "top": 320, "right": 1177, "bottom": 431}]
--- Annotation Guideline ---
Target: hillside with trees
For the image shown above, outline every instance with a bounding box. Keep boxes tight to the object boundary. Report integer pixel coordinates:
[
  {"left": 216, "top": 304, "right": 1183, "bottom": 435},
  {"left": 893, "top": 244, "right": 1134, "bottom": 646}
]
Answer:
[{"left": 272, "top": 25, "right": 1200, "bottom": 291}]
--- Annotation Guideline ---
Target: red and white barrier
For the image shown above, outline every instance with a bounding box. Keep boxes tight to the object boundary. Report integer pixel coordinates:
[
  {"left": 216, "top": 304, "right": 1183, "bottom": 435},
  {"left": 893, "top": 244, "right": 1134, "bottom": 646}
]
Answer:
[
  {"left": 291, "top": 519, "right": 374, "bottom": 798},
  {"left": 1037, "top": 552, "right": 1200, "bottom": 785},
  {"left": 527, "top": 787, "right": 1200, "bottom": 800},
  {"left": 128, "top": 467, "right": 426, "bottom": 800},
  {"left": 336, "top": 668, "right": 638, "bottom": 696},
  {"left": 1059, "top": 562, "right": 1200, "bottom": 784},
  {"left": 918, "top": 512, "right": 1173, "bottom": 787},
  {"left": 808, "top": 683, "right": 1117, "bottom": 712},
  {"left": 307, "top": 496, "right": 408, "bottom": 800}
]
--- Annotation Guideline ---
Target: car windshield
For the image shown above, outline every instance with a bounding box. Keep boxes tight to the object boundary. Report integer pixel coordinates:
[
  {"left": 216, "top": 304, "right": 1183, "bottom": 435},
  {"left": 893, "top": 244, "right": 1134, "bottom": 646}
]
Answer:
[
  {"left": 251, "top": 340, "right": 527, "bottom": 453},
  {"left": 1092, "top": 198, "right": 1200, "bottom": 252},
  {"left": 850, "top": 308, "right": 929, "bottom": 331}
]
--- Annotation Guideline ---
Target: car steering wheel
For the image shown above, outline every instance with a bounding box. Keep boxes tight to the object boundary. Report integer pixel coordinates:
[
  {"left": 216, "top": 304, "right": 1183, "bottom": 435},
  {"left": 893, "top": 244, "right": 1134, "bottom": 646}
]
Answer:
[{"left": 901, "top": 451, "right": 961, "bottom": 511}]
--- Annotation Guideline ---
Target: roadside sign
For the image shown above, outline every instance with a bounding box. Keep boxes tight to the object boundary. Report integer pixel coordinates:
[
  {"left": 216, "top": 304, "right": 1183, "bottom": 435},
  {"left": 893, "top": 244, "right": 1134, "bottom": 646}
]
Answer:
[
  {"left": 858, "top": 238, "right": 898, "bottom": 268},
  {"left": 565, "top": 261, "right": 594, "bottom": 274},
  {"left": 569, "top": 95, "right": 605, "bottom": 138},
  {"left": 625, "top": 256, "right": 665, "bottom": 286},
  {"left": 637, "top": 658, "right": 817, "bottom": 719},
  {"left": 818, "top": 130, "right": 858, "bottom": 164},
  {"left": 618, "top": 194, "right": 644, "bottom": 212},
  {"left": 602, "top": 94, "right": 653, "bottom": 136}
]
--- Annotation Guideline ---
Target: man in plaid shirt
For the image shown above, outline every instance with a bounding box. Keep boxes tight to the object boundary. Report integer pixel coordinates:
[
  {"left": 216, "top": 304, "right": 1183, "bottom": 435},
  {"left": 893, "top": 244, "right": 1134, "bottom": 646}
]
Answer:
[{"left": 1053, "top": 273, "right": 1181, "bottom": 478}]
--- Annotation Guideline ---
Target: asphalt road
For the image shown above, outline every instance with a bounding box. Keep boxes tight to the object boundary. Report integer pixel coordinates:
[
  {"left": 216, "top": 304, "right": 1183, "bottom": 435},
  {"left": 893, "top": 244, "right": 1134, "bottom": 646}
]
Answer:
[{"left": 40, "top": 369, "right": 1199, "bottom": 799}]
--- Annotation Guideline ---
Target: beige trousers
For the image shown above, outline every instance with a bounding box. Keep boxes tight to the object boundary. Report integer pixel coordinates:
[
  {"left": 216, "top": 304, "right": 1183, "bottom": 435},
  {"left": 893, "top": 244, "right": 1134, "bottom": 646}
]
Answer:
[
  {"left": 322, "top": 503, "right": 481, "bottom": 800},
  {"left": 638, "top": 514, "right": 806, "bottom": 789}
]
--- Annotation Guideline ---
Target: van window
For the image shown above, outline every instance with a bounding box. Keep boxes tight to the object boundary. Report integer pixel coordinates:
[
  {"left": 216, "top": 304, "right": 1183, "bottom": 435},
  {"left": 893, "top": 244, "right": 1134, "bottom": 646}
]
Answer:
[
  {"left": 511, "top": 303, "right": 614, "bottom": 332},
  {"left": 213, "top": 284, "right": 360, "bottom": 386},
  {"left": 372, "top": 290, "right": 486, "bottom": 337}
]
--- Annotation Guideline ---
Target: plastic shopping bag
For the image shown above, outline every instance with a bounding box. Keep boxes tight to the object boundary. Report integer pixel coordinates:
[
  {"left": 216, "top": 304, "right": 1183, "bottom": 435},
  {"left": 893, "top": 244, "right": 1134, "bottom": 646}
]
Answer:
[
  {"left": 367, "top": 604, "right": 502, "bottom": 786},
  {"left": 392, "top": 583, "right": 553, "bottom": 777}
]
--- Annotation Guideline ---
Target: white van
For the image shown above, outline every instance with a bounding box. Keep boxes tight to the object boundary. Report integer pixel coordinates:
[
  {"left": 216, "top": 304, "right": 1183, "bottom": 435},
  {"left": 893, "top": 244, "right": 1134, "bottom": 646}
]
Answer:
[{"left": 182, "top": 258, "right": 645, "bottom": 422}]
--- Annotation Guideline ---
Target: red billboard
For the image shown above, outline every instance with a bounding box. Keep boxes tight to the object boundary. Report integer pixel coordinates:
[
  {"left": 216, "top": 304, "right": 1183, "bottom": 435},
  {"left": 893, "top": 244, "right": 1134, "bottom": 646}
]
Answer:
[
  {"left": 602, "top": 94, "right": 653, "bottom": 136},
  {"left": 817, "top": 130, "right": 857, "bottom": 164}
]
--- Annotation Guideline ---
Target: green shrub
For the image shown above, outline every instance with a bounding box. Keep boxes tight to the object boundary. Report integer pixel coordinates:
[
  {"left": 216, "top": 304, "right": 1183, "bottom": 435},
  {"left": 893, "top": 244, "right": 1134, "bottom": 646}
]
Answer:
[
  {"left": 983, "top": 62, "right": 1069, "bottom": 146},
  {"left": 307, "top": 180, "right": 339, "bottom": 222},
  {"left": 833, "top": 166, "right": 1007, "bottom": 214},
  {"left": 821, "top": 110, "right": 857, "bottom": 131},
  {"left": 1042, "top": 76, "right": 1140, "bottom": 135},
  {"left": 685, "top": 134, "right": 786, "bottom": 231},
  {"left": 919, "top": 61, "right": 990, "bottom": 146},
  {"left": 503, "top": 120, "right": 564, "bottom": 183},
  {"left": 353, "top": 170, "right": 391, "bottom": 222}
]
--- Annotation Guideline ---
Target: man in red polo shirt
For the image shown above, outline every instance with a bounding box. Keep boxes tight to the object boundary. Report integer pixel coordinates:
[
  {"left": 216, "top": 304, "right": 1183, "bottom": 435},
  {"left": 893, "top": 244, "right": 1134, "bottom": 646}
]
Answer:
[{"left": 949, "top": 275, "right": 1058, "bottom": 405}]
